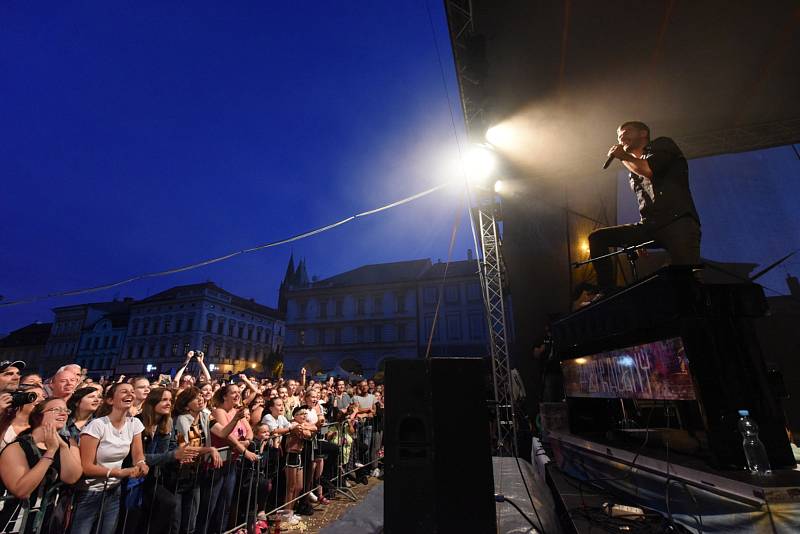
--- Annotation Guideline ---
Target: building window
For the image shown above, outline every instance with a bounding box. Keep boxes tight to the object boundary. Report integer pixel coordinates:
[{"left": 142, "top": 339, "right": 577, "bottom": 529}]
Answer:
[
  {"left": 102, "top": 336, "right": 109, "bottom": 349},
  {"left": 184, "top": 343, "right": 190, "bottom": 356},
  {"left": 111, "top": 336, "right": 118, "bottom": 348},
  {"left": 238, "top": 325, "right": 244, "bottom": 338},
  {"left": 335, "top": 299, "right": 343, "bottom": 317},
  {"left": 186, "top": 316, "right": 194, "bottom": 332},
  {"left": 467, "top": 282, "right": 481, "bottom": 301},
  {"left": 299, "top": 330, "right": 305, "bottom": 346},
  {"left": 164, "top": 317, "right": 172, "bottom": 333},
  {"left": 207, "top": 319, "right": 214, "bottom": 333},
  {"left": 248, "top": 325, "right": 254, "bottom": 340},
  {"left": 373, "top": 296, "right": 382, "bottom": 315},
  {"left": 373, "top": 325, "right": 382, "bottom": 343},
  {"left": 215, "top": 345, "right": 221, "bottom": 357},
  {"left": 357, "top": 298, "right": 365, "bottom": 316},
  {"left": 202, "top": 343, "right": 209, "bottom": 354},
  {"left": 159, "top": 344, "right": 166, "bottom": 357},
  {"left": 319, "top": 300, "right": 328, "bottom": 319},
  {"left": 143, "top": 319, "right": 151, "bottom": 335},
  {"left": 445, "top": 285, "right": 459, "bottom": 304},
  {"left": 92, "top": 338, "right": 100, "bottom": 350},
  {"left": 424, "top": 314, "right": 438, "bottom": 341},
  {"left": 423, "top": 287, "right": 438, "bottom": 304},
  {"left": 334, "top": 328, "right": 342, "bottom": 344},
  {"left": 446, "top": 315, "right": 462, "bottom": 340},
  {"left": 395, "top": 292, "right": 406, "bottom": 313},
  {"left": 172, "top": 344, "right": 178, "bottom": 356},
  {"left": 398, "top": 323, "right": 407, "bottom": 342},
  {"left": 356, "top": 326, "right": 364, "bottom": 343},
  {"left": 469, "top": 313, "right": 484, "bottom": 340},
  {"left": 229, "top": 323, "right": 235, "bottom": 337},
  {"left": 217, "top": 320, "right": 225, "bottom": 335}
]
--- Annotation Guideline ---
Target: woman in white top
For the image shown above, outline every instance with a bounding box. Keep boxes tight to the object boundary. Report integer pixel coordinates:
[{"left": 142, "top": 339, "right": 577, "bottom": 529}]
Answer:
[{"left": 71, "top": 382, "right": 149, "bottom": 534}]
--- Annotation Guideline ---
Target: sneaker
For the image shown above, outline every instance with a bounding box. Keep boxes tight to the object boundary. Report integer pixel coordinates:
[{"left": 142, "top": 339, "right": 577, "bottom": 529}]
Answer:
[{"left": 371, "top": 468, "right": 381, "bottom": 477}]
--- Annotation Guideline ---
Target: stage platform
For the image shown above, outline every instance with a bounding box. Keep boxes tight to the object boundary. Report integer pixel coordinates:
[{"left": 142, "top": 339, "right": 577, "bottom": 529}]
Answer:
[{"left": 543, "top": 433, "right": 800, "bottom": 533}]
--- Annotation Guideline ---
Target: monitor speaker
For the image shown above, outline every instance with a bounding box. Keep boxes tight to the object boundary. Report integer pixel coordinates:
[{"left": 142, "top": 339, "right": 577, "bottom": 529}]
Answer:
[{"left": 384, "top": 357, "right": 496, "bottom": 533}]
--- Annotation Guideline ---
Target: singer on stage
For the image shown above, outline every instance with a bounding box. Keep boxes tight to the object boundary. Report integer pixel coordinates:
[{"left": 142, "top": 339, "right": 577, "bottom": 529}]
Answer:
[{"left": 588, "top": 121, "right": 701, "bottom": 298}]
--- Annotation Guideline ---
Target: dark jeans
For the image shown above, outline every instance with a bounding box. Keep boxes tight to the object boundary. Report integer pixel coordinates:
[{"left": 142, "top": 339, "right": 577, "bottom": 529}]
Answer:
[
  {"left": 70, "top": 486, "right": 121, "bottom": 534},
  {"left": 207, "top": 461, "right": 237, "bottom": 534},
  {"left": 588, "top": 216, "right": 701, "bottom": 291},
  {"left": 194, "top": 468, "right": 224, "bottom": 534}
]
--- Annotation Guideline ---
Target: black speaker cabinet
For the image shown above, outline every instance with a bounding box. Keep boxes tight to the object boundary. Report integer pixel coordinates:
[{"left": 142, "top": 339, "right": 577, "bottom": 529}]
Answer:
[{"left": 384, "top": 357, "right": 496, "bottom": 533}]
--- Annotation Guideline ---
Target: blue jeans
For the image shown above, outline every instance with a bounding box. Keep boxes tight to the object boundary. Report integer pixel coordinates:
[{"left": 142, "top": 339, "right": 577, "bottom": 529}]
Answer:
[
  {"left": 172, "top": 486, "right": 200, "bottom": 534},
  {"left": 70, "top": 485, "right": 121, "bottom": 534}
]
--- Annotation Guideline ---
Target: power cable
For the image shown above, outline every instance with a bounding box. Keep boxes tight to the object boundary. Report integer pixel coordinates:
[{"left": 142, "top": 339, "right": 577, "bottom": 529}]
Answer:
[{"left": 0, "top": 182, "right": 454, "bottom": 308}]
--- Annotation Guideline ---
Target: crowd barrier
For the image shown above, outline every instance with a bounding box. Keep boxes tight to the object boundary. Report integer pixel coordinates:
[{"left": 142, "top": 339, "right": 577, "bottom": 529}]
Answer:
[{"left": 0, "top": 417, "right": 383, "bottom": 534}]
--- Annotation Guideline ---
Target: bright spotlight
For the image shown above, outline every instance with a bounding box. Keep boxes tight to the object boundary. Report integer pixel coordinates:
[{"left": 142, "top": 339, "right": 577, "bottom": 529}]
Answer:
[
  {"left": 579, "top": 238, "right": 591, "bottom": 256},
  {"left": 493, "top": 180, "right": 505, "bottom": 194},
  {"left": 463, "top": 145, "right": 497, "bottom": 186},
  {"left": 485, "top": 123, "right": 514, "bottom": 148}
]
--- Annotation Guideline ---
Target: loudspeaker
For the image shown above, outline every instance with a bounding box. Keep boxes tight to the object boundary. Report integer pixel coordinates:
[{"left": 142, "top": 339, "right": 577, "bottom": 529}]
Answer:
[{"left": 384, "top": 357, "right": 496, "bottom": 534}]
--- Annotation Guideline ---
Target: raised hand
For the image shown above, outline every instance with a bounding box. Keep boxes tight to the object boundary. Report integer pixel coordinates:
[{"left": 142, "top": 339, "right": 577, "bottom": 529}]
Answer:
[{"left": 43, "top": 423, "right": 61, "bottom": 454}]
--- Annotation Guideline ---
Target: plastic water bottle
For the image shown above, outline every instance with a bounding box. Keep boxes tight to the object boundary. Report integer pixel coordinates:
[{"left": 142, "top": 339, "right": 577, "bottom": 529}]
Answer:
[{"left": 737, "top": 410, "right": 772, "bottom": 475}]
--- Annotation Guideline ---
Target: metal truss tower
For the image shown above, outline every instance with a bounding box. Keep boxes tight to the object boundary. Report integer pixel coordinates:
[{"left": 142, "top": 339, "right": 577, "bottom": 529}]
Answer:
[{"left": 477, "top": 203, "right": 518, "bottom": 458}]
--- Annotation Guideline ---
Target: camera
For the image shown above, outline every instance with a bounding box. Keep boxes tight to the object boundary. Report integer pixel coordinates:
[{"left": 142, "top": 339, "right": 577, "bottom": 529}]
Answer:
[{"left": 10, "top": 390, "right": 38, "bottom": 408}]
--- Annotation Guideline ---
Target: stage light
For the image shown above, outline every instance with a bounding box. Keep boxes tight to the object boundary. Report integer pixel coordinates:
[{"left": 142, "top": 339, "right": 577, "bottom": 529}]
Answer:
[
  {"left": 574, "top": 357, "right": 587, "bottom": 365},
  {"left": 493, "top": 180, "right": 505, "bottom": 194},
  {"left": 485, "top": 123, "right": 514, "bottom": 148},
  {"left": 619, "top": 355, "right": 635, "bottom": 367},
  {"left": 250, "top": 363, "right": 256, "bottom": 369},
  {"left": 209, "top": 363, "right": 217, "bottom": 371},
  {"left": 579, "top": 238, "right": 591, "bottom": 256},
  {"left": 463, "top": 145, "right": 497, "bottom": 186},
  {"left": 145, "top": 364, "right": 156, "bottom": 372}
]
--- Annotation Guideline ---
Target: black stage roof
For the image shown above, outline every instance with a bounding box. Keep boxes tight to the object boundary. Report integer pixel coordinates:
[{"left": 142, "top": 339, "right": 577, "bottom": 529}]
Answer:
[{"left": 445, "top": 0, "right": 800, "bottom": 175}]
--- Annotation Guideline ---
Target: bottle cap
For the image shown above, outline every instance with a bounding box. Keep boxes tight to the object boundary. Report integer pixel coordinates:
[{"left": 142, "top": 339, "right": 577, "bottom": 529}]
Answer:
[{"left": 738, "top": 410, "right": 749, "bottom": 417}]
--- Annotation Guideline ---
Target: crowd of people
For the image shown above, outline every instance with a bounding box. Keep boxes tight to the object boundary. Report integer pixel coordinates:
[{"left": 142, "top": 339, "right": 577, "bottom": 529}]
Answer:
[{"left": 0, "top": 352, "right": 385, "bottom": 534}]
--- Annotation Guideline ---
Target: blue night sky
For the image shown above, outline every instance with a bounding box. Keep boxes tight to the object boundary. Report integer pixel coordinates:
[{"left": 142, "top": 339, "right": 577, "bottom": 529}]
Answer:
[
  {"left": 1, "top": 2, "right": 476, "bottom": 333},
  {"left": 2, "top": 3, "right": 799, "bottom": 334}
]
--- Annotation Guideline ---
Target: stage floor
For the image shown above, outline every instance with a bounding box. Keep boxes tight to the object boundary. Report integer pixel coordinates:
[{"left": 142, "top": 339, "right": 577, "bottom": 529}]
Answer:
[{"left": 318, "top": 456, "right": 563, "bottom": 534}]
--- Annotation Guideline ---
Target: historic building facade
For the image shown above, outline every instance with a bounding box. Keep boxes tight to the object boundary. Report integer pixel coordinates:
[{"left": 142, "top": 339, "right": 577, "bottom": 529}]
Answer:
[
  {"left": 42, "top": 299, "right": 134, "bottom": 375},
  {"left": 282, "top": 257, "right": 500, "bottom": 377},
  {"left": 75, "top": 311, "right": 131, "bottom": 377},
  {"left": 115, "top": 282, "right": 285, "bottom": 376},
  {"left": 0, "top": 322, "right": 52, "bottom": 373}
]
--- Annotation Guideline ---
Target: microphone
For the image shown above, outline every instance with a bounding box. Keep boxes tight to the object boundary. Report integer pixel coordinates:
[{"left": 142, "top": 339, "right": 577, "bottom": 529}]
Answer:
[{"left": 602, "top": 155, "right": 614, "bottom": 170}]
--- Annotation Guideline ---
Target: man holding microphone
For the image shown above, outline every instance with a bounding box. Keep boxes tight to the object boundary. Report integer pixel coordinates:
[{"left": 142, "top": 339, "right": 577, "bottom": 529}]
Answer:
[{"left": 588, "top": 121, "right": 701, "bottom": 300}]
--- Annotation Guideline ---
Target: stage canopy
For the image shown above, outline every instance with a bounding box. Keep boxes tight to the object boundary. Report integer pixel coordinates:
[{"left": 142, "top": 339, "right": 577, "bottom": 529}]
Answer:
[{"left": 445, "top": 0, "right": 800, "bottom": 178}]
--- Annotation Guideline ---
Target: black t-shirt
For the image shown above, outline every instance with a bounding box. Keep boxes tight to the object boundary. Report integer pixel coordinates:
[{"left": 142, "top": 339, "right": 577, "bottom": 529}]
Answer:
[
  {"left": 630, "top": 137, "right": 700, "bottom": 226},
  {"left": 0, "top": 432, "right": 64, "bottom": 534}
]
